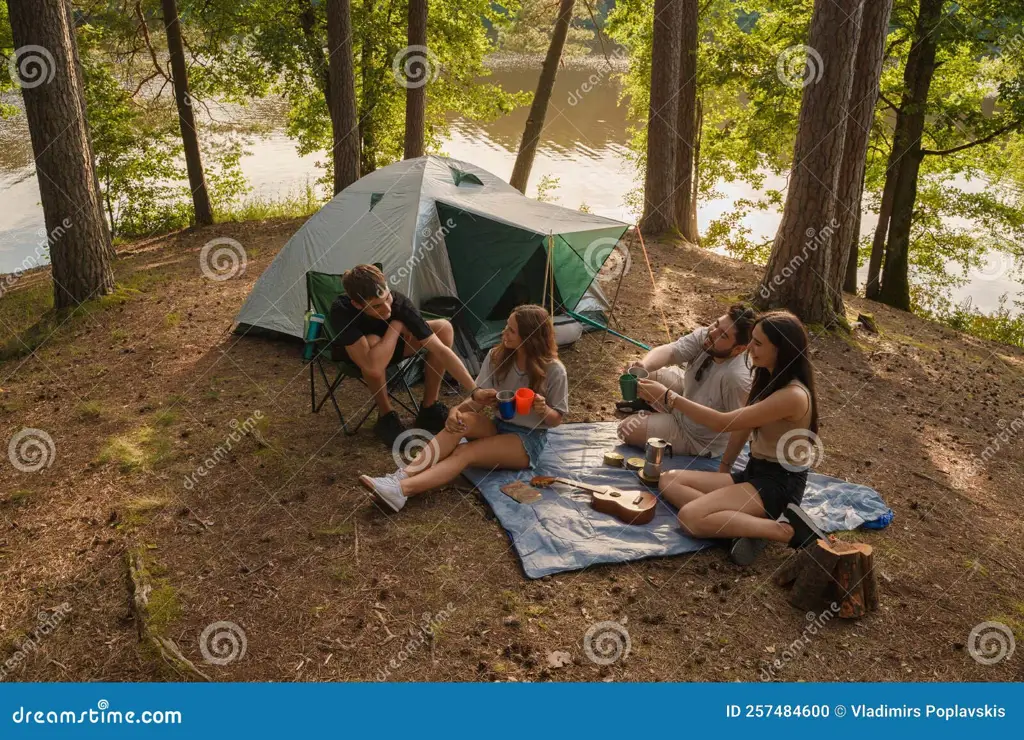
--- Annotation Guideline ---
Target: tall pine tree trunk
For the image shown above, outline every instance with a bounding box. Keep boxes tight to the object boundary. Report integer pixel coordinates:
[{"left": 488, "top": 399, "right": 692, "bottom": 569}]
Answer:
[
  {"left": 359, "top": 0, "right": 378, "bottom": 174},
  {"left": 327, "top": 0, "right": 360, "bottom": 192},
  {"left": 828, "top": 0, "right": 893, "bottom": 308},
  {"left": 672, "top": 0, "right": 699, "bottom": 243},
  {"left": 403, "top": 0, "right": 428, "bottom": 160},
  {"left": 879, "top": 0, "right": 943, "bottom": 311},
  {"left": 509, "top": 0, "right": 575, "bottom": 193},
  {"left": 161, "top": 0, "right": 213, "bottom": 225},
  {"left": 864, "top": 144, "right": 900, "bottom": 299},
  {"left": 8, "top": 0, "right": 115, "bottom": 309},
  {"left": 639, "top": 0, "right": 682, "bottom": 235},
  {"left": 755, "top": 0, "right": 864, "bottom": 324}
]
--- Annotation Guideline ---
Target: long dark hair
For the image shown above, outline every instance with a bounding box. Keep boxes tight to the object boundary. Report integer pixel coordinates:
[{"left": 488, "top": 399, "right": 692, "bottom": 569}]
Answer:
[
  {"left": 489, "top": 304, "right": 559, "bottom": 392},
  {"left": 747, "top": 311, "right": 818, "bottom": 434}
]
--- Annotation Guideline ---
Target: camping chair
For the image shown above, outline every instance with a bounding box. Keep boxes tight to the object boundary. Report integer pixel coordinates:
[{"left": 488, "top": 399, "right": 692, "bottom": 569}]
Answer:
[{"left": 305, "top": 270, "right": 424, "bottom": 435}]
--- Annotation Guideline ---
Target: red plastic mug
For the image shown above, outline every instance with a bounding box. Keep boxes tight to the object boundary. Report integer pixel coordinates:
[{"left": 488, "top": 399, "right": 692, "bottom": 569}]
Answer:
[{"left": 514, "top": 387, "right": 535, "bottom": 416}]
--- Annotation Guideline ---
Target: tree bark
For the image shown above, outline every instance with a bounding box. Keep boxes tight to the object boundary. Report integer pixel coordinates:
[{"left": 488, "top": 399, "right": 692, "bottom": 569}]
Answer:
[
  {"left": 359, "top": 0, "right": 378, "bottom": 174},
  {"left": 672, "top": 0, "right": 699, "bottom": 243},
  {"left": 638, "top": 0, "right": 683, "bottom": 235},
  {"left": 8, "top": 0, "right": 115, "bottom": 309},
  {"left": 864, "top": 144, "right": 899, "bottom": 299},
  {"left": 326, "top": 0, "right": 361, "bottom": 193},
  {"left": 829, "top": 0, "right": 894, "bottom": 309},
  {"left": 879, "top": 0, "right": 943, "bottom": 311},
  {"left": 402, "top": 0, "right": 428, "bottom": 160},
  {"left": 161, "top": 0, "right": 213, "bottom": 225},
  {"left": 754, "top": 0, "right": 864, "bottom": 325},
  {"left": 509, "top": 0, "right": 575, "bottom": 193}
]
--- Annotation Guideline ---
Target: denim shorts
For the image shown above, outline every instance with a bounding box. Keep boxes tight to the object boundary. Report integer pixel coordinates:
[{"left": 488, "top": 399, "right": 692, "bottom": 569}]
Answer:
[{"left": 495, "top": 420, "right": 548, "bottom": 469}]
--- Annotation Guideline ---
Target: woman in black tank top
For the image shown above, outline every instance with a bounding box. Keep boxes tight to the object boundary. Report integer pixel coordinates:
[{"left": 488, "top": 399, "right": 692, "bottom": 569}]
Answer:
[{"left": 637, "top": 311, "right": 828, "bottom": 565}]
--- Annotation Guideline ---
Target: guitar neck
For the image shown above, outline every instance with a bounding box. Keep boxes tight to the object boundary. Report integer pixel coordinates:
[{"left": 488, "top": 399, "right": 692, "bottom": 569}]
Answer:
[{"left": 548, "top": 477, "right": 606, "bottom": 496}]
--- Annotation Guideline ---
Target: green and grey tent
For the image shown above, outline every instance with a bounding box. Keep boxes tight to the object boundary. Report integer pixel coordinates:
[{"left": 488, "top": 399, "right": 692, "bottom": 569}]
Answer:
[{"left": 233, "top": 155, "right": 629, "bottom": 347}]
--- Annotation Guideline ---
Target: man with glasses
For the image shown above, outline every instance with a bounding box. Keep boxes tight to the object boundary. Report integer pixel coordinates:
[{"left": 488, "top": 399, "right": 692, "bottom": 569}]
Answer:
[
  {"left": 617, "top": 305, "right": 756, "bottom": 466},
  {"left": 331, "top": 264, "right": 477, "bottom": 447}
]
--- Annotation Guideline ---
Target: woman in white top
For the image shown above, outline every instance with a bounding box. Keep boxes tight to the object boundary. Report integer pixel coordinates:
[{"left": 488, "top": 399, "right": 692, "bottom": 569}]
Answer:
[
  {"left": 359, "top": 304, "right": 568, "bottom": 513},
  {"left": 638, "top": 311, "right": 827, "bottom": 565}
]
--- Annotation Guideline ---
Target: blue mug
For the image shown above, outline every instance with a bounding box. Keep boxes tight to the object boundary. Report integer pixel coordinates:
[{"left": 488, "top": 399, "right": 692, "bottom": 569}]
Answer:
[{"left": 496, "top": 390, "right": 516, "bottom": 421}]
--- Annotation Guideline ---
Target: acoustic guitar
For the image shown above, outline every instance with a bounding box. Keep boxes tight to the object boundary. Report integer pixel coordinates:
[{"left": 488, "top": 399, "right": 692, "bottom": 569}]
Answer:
[{"left": 530, "top": 476, "right": 658, "bottom": 525}]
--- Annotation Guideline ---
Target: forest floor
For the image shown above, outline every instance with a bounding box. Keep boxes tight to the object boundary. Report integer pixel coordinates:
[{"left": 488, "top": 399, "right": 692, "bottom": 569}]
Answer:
[{"left": 1, "top": 218, "right": 1022, "bottom": 682}]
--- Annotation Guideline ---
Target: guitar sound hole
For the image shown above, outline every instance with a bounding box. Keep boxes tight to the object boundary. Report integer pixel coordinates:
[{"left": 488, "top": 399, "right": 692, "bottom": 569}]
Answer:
[{"left": 609, "top": 492, "right": 620, "bottom": 498}]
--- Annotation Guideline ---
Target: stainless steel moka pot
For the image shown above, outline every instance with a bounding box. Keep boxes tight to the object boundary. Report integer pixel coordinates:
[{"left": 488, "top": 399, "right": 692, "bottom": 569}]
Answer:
[{"left": 643, "top": 437, "right": 673, "bottom": 480}]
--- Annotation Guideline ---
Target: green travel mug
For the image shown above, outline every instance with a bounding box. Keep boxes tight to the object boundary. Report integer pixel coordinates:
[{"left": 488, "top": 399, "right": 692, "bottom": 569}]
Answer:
[{"left": 619, "top": 373, "right": 638, "bottom": 401}]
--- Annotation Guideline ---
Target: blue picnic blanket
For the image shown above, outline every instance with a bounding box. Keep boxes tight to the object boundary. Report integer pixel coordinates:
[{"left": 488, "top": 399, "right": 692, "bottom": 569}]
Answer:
[{"left": 462, "top": 422, "right": 893, "bottom": 579}]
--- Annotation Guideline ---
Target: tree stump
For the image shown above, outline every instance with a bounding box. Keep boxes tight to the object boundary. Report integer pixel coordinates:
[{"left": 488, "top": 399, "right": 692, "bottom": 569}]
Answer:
[{"left": 774, "top": 539, "right": 879, "bottom": 618}]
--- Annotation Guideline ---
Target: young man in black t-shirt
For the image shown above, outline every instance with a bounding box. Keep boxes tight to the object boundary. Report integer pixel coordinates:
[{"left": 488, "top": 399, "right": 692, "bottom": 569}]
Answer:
[{"left": 330, "top": 264, "right": 476, "bottom": 446}]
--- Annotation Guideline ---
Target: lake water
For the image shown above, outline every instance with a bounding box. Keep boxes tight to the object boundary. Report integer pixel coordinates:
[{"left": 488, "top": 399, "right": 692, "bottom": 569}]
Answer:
[{"left": 1, "top": 60, "right": 1020, "bottom": 313}]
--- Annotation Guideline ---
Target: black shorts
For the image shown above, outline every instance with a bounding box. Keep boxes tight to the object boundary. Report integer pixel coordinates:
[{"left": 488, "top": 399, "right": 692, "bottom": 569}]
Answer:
[
  {"left": 731, "top": 456, "right": 808, "bottom": 520},
  {"left": 333, "top": 335, "right": 411, "bottom": 369}
]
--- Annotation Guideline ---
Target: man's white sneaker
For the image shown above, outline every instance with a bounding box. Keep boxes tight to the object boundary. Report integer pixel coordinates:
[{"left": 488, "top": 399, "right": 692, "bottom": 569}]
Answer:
[
  {"left": 359, "top": 473, "right": 407, "bottom": 512},
  {"left": 393, "top": 469, "right": 408, "bottom": 482}
]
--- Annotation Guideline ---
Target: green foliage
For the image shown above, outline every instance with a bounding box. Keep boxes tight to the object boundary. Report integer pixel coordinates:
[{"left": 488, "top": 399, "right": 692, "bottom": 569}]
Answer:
[
  {"left": 244, "top": 0, "right": 526, "bottom": 179},
  {"left": 0, "top": 0, "right": 15, "bottom": 117},
  {"left": 929, "top": 295, "right": 1024, "bottom": 349},
  {"left": 498, "top": 0, "right": 594, "bottom": 57}
]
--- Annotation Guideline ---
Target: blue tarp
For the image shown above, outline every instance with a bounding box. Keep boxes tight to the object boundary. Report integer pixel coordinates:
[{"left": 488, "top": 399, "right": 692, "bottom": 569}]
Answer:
[{"left": 462, "top": 422, "right": 893, "bottom": 579}]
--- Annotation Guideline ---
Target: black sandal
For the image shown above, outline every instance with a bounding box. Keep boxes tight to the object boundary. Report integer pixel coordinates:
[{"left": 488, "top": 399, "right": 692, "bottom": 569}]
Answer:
[
  {"left": 615, "top": 399, "right": 653, "bottom": 414},
  {"left": 780, "top": 503, "right": 828, "bottom": 549}
]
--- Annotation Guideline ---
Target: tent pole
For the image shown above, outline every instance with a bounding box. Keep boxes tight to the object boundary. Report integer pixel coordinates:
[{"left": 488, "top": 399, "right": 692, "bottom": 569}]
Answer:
[
  {"left": 605, "top": 230, "right": 631, "bottom": 329},
  {"left": 542, "top": 233, "right": 551, "bottom": 313},
  {"left": 548, "top": 232, "right": 555, "bottom": 315},
  {"left": 634, "top": 225, "right": 673, "bottom": 344}
]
